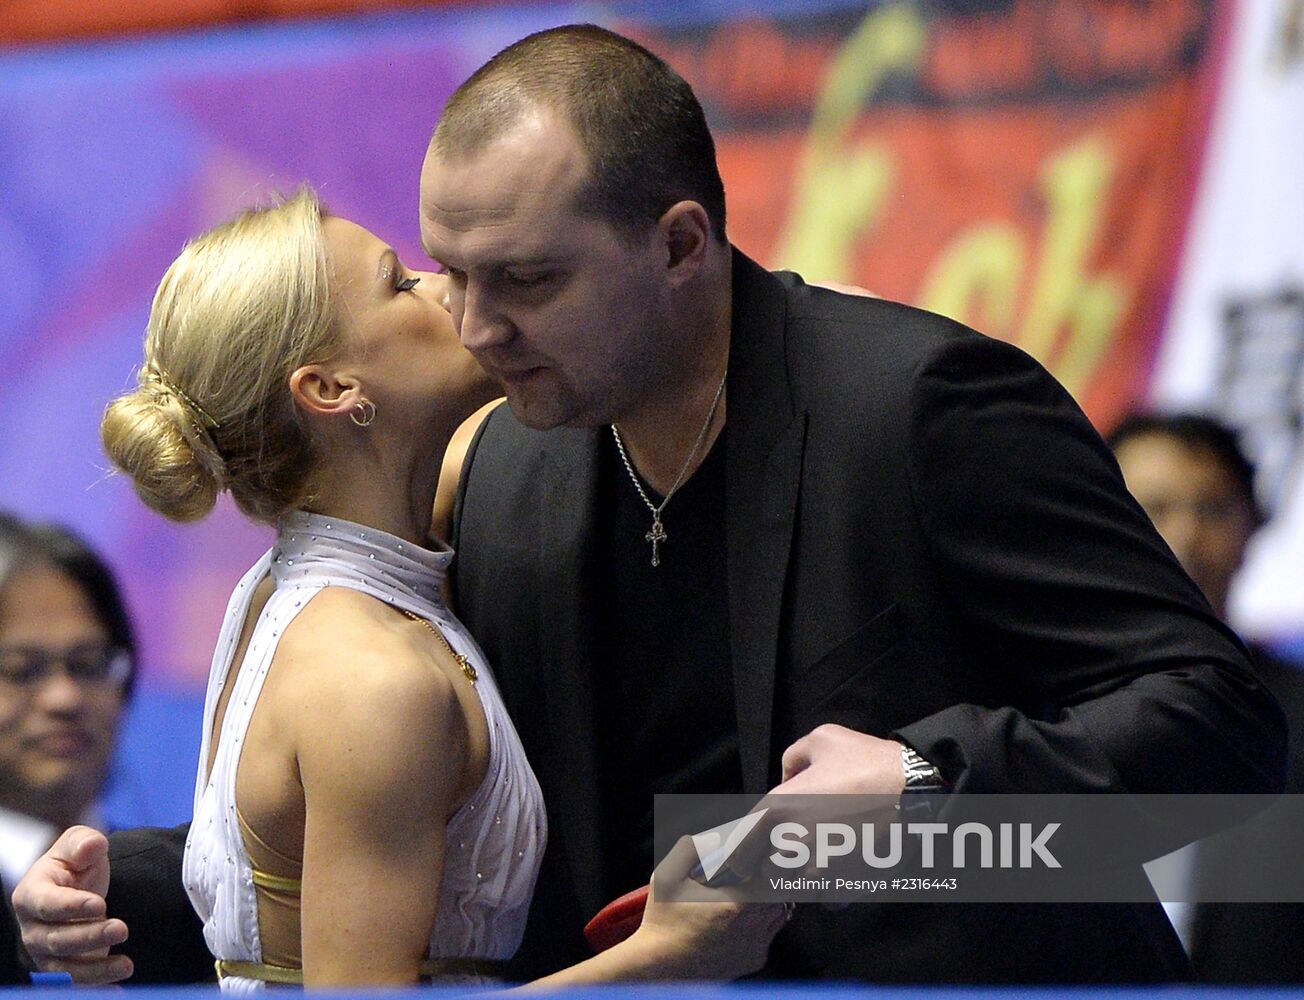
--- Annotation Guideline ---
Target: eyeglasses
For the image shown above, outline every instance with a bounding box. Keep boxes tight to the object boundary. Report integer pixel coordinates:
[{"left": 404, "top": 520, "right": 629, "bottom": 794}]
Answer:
[{"left": 0, "top": 644, "right": 132, "bottom": 690}]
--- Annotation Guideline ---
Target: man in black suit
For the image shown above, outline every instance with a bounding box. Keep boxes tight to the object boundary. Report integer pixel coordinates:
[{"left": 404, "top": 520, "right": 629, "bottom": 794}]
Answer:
[{"left": 14, "top": 24, "right": 1286, "bottom": 985}]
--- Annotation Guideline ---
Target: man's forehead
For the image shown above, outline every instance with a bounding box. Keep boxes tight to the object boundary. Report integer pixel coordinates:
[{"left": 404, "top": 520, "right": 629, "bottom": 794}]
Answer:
[
  {"left": 420, "top": 189, "right": 590, "bottom": 267},
  {"left": 420, "top": 194, "right": 582, "bottom": 247},
  {"left": 420, "top": 109, "right": 590, "bottom": 243}
]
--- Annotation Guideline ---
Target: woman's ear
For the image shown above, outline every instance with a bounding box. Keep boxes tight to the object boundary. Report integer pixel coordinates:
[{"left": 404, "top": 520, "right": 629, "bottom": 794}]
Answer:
[{"left": 289, "top": 364, "right": 363, "bottom": 420}]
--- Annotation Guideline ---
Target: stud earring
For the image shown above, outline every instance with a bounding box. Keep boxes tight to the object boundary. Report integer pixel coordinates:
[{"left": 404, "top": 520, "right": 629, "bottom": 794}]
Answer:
[{"left": 350, "top": 399, "right": 377, "bottom": 427}]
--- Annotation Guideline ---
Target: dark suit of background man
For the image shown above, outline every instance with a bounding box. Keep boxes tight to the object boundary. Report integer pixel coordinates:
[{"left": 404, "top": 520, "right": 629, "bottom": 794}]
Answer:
[
  {"left": 14, "top": 23, "right": 1287, "bottom": 987},
  {"left": 1112, "top": 412, "right": 1304, "bottom": 984},
  {"left": 2, "top": 882, "right": 31, "bottom": 984}
]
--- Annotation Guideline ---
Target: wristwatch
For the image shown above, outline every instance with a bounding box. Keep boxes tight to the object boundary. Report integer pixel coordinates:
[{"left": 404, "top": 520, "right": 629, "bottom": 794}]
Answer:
[{"left": 899, "top": 744, "right": 949, "bottom": 791}]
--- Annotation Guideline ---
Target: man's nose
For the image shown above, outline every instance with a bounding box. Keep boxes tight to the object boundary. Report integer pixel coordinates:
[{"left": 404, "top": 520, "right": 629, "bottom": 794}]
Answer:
[
  {"left": 33, "top": 670, "right": 88, "bottom": 713},
  {"left": 455, "top": 281, "right": 514, "bottom": 351}
]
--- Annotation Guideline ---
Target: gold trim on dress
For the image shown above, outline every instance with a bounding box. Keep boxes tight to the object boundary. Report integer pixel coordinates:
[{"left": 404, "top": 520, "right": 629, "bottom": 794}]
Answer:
[
  {"left": 250, "top": 868, "right": 303, "bottom": 894},
  {"left": 215, "top": 956, "right": 510, "bottom": 984}
]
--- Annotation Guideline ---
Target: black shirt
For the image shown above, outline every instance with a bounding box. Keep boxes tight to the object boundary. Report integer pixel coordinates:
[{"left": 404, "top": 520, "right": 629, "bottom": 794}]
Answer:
[{"left": 593, "top": 430, "right": 741, "bottom": 897}]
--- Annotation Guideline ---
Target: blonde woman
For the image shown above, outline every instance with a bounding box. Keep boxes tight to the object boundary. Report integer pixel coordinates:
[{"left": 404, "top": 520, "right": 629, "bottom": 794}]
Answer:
[{"left": 99, "top": 190, "right": 782, "bottom": 991}]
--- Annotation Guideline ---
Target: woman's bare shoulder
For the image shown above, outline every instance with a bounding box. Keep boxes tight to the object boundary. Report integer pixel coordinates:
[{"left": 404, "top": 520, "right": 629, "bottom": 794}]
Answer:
[{"left": 273, "top": 587, "right": 460, "bottom": 732}]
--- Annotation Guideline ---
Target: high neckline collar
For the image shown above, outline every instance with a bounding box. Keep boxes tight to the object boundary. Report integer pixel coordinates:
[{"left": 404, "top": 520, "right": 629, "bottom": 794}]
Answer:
[{"left": 272, "top": 511, "right": 452, "bottom": 610}]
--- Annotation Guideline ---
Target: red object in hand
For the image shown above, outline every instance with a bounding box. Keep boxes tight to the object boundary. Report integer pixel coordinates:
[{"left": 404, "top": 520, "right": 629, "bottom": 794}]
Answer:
[{"left": 583, "top": 883, "right": 650, "bottom": 952}]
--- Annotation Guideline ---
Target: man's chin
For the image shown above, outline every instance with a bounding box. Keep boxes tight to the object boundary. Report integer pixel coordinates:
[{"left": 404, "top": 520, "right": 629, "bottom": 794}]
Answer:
[
  {"left": 22, "top": 759, "right": 107, "bottom": 805},
  {"left": 501, "top": 389, "right": 566, "bottom": 431},
  {"left": 497, "top": 379, "right": 611, "bottom": 431}
]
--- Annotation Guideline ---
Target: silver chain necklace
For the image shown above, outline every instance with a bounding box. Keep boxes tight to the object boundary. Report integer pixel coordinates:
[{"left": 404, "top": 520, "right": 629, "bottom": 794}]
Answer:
[{"left": 611, "top": 370, "right": 728, "bottom": 568}]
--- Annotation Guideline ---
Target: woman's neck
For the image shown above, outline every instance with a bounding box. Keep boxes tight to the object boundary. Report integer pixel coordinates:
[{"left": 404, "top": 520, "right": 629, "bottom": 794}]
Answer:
[{"left": 300, "top": 434, "right": 451, "bottom": 547}]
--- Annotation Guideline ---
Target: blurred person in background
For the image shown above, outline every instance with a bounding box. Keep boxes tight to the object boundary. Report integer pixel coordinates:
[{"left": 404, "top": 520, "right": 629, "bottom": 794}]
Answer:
[
  {"left": 0, "top": 514, "right": 135, "bottom": 984},
  {"left": 1111, "top": 412, "right": 1304, "bottom": 983},
  {"left": 0, "top": 514, "right": 135, "bottom": 890},
  {"left": 1111, "top": 413, "right": 1262, "bottom": 627}
]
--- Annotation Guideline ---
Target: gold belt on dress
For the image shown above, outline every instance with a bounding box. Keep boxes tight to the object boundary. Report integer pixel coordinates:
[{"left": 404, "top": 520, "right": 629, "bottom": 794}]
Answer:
[{"left": 215, "top": 956, "right": 510, "bottom": 985}]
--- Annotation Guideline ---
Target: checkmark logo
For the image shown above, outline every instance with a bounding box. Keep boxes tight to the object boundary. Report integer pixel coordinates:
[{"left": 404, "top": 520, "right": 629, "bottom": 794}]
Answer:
[{"left": 691, "top": 808, "right": 771, "bottom": 882}]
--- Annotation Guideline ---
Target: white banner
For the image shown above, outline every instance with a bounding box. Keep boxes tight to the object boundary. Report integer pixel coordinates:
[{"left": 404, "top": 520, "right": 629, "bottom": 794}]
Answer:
[{"left": 1154, "top": 0, "right": 1304, "bottom": 641}]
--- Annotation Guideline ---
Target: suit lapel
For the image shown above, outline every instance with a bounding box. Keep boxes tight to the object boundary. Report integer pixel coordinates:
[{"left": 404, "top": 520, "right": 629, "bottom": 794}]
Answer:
[
  {"left": 537, "top": 426, "right": 607, "bottom": 916},
  {"left": 726, "top": 251, "right": 807, "bottom": 792}
]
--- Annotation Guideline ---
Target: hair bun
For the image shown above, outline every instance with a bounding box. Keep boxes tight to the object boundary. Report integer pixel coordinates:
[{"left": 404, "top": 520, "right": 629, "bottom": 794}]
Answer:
[
  {"left": 107, "top": 189, "right": 332, "bottom": 526},
  {"left": 101, "top": 388, "right": 223, "bottom": 523}
]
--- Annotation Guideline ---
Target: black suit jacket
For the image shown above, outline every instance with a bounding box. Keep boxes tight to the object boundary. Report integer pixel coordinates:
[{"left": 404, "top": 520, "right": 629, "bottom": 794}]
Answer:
[
  {"left": 103, "top": 251, "right": 1285, "bottom": 985},
  {"left": 1187, "top": 646, "right": 1304, "bottom": 983},
  {"left": 449, "top": 250, "right": 1286, "bottom": 983},
  {"left": 103, "top": 826, "right": 210, "bottom": 983},
  {"left": 1, "top": 877, "right": 31, "bottom": 985}
]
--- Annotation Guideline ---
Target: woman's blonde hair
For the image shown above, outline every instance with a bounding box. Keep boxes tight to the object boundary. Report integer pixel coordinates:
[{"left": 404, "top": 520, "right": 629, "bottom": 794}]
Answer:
[{"left": 102, "top": 189, "right": 337, "bottom": 524}]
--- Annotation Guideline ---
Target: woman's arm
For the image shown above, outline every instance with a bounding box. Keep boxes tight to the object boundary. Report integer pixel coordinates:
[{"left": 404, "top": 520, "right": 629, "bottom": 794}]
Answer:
[{"left": 284, "top": 605, "right": 469, "bottom": 987}]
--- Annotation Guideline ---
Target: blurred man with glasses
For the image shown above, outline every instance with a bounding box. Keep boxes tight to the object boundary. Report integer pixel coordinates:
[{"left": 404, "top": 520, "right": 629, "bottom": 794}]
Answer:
[{"left": 0, "top": 514, "right": 135, "bottom": 947}]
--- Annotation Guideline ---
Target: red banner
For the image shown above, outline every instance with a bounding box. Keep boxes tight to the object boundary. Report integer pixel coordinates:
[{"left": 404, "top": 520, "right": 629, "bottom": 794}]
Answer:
[{"left": 634, "top": 0, "right": 1229, "bottom": 429}]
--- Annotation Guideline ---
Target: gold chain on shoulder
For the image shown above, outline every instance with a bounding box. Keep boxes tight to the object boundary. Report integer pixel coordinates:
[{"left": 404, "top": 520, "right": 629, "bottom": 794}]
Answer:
[{"left": 397, "top": 608, "right": 477, "bottom": 685}]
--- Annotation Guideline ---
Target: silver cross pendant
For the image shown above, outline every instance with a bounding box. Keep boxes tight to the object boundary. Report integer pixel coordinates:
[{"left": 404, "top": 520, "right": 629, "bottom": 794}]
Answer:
[{"left": 646, "top": 515, "right": 668, "bottom": 567}]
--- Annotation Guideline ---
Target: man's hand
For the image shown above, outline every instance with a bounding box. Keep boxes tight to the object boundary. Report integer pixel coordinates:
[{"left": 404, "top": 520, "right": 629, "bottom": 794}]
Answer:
[
  {"left": 690, "top": 726, "right": 907, "bottom": 883},
  {"left": 778, "top": 723, "right": 906, "bottom": 795},
  {"left": 12, "top": 826, "right": 133, "bottom": 983}
]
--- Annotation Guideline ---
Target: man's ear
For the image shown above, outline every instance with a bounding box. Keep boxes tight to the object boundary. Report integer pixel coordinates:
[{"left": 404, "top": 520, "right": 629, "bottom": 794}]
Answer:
[
  {"left": 658, "top": 201, "right": 712, "bottom": 286},
  {"left": 289, "top": 364, "right": 363, "bottom": 420}
]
